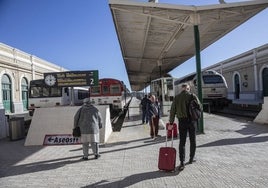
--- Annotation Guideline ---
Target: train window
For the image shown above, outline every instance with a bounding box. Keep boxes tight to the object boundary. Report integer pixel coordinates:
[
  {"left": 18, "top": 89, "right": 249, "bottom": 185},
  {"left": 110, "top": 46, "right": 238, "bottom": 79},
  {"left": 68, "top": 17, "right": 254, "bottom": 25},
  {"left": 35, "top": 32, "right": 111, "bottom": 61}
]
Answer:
[
  {"left": 78, "top": 90, "right": 89, "bottom": 100},
  {"left": 64, "top": 87, "right": 69, "bottom": 96},
  {"left": 42, "top": 87, "right": 50, "bottom": 97},
  {"left": 164, "top": 95, "right": 168, "bottom": 101},
  {"left": 111, "top": 84, "right": 121, "bottom": 94},
  {"left": 91, "top": 86, "right": 100, "bottom": 95},
  {"left": 30, "top": 86, "right": 42, "bottom": 98},
  {"left": 103, "top": 85, "right": 109, "bottom": 94},
  {"left": 151, "top": 80, "right": 161, "bottom": 93},
  {"left": 50, "top": 87, "right": 62, "bottom": 97},
  {"left": 193, "top": 79, "right": 197, "bottom": 86},
  {"left": 203, "top": 75, "right": 224, "bottom": 84},
  {"left": 166, "top": 79, "right": 173, "bottom": 90}
]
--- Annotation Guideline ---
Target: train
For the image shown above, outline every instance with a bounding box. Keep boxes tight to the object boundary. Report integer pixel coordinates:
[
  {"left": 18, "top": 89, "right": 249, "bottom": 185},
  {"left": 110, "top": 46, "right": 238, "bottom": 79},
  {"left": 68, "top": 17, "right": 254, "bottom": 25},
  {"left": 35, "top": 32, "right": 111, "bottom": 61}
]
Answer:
[
  {"left": 28, "top": 79, "right": 90, "bottom": 115},
  {"left": 150, "top": 76, "right": 175, "bottom": 116},
  {"left": 90, "top": 78, "right": 132, "bottom": 114},
  {"left": 174, "top": 70, "right": 228, "bottom": 106},
  {"left": 150, "top": 70, "right": 228, "bottom": 116},
  {"left": 28, "top": 78, "right": 132, "bottom": 117}
]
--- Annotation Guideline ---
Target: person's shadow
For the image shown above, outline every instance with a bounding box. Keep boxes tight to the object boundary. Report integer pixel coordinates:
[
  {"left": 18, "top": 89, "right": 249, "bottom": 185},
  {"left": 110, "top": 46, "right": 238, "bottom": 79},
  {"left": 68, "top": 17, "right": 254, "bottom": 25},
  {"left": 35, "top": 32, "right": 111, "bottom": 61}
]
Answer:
[{"left": 82, "top": 169, "right": 180, "bottom": 188}]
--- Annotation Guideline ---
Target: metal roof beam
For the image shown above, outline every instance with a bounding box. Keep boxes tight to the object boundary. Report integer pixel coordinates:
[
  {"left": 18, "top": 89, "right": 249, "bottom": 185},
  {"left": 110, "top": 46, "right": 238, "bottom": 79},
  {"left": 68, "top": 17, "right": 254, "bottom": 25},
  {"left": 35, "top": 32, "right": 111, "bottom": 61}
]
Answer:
[{"left": 110, "top": 6, "right": 193, "bottom": 26}]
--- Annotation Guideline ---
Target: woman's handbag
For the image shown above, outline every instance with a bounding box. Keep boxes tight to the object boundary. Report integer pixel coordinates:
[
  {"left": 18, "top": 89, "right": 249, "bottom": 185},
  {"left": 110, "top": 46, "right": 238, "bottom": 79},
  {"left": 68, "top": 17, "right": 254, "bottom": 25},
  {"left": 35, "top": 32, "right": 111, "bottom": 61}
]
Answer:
[
  {"left": 73, "top": 108, "right": 82, "bottom": 137},
  {"left": 72, "top": 127, "right": 81, "bottom": 137}
]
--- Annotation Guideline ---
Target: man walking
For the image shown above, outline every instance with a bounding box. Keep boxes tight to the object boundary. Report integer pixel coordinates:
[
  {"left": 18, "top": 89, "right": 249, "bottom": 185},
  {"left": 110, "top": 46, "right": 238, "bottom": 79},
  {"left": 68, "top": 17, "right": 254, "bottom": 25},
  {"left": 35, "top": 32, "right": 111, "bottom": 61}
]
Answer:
[{"left": 169, "top": 83, "right": 201, "bottom": 170}]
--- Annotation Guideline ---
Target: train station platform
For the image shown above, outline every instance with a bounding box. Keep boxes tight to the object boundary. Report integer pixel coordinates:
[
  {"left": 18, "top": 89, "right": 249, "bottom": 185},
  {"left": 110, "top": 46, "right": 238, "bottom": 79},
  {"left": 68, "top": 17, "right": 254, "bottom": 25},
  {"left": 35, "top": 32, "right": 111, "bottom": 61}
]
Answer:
[{"left": 0, "top": 97, "right": 268, "bottom": 188}]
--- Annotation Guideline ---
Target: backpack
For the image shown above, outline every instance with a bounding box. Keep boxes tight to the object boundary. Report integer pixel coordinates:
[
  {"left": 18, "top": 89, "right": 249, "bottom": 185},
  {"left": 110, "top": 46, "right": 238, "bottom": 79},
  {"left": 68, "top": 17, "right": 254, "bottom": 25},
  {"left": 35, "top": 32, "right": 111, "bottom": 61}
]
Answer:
[{"left": 188, "top": 94, "right": 201, "bottom": 121}]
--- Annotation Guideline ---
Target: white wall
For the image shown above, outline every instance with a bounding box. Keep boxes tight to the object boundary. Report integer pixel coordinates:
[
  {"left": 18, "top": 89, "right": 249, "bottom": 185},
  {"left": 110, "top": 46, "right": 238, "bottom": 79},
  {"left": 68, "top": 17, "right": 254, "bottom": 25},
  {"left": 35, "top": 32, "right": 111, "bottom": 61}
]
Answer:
[
  {"left": 254, "top": 97, "right": 268, "bottom": 125},
  {"left": 25, "top": 105, "right": 112, "bottom": 146}
]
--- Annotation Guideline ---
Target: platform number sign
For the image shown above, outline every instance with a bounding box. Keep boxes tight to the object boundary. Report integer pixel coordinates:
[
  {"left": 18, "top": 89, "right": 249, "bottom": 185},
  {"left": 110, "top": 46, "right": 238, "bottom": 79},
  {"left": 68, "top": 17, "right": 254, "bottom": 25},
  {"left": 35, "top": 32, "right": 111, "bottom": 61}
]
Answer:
[{"left": 44, "top": 70, "right": 99, "bottom": 87}]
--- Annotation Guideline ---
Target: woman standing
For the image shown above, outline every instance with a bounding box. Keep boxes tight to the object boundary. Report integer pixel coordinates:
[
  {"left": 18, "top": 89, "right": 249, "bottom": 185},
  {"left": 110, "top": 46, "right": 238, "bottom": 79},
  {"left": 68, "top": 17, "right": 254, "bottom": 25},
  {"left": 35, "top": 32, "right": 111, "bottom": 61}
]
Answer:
[{"left": 74, "top": 97, "right": 103, "bottom": 160}]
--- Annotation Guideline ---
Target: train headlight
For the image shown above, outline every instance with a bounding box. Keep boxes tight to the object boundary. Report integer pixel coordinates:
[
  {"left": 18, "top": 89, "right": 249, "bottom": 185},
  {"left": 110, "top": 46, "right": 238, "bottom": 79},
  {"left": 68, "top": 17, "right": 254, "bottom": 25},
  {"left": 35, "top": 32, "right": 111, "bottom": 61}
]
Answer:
[{"left": 113, "top": 100, "right": 120, "bottom": 104}]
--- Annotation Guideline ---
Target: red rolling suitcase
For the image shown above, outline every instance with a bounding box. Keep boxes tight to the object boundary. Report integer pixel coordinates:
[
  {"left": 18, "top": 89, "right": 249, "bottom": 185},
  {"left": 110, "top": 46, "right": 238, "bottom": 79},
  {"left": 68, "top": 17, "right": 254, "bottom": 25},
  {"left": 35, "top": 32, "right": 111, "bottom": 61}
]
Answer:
[
  {"left": 166, "top": 122, "right": 178, "bottom": 138},
  {"left": 158, "top": 128, "right": 176, "bottom": 171}
]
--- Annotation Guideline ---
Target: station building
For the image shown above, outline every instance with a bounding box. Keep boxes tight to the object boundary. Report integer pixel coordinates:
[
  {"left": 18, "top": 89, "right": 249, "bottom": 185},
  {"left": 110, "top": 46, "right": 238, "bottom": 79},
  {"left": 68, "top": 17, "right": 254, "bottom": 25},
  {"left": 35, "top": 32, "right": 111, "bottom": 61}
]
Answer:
[
  {"left": 1, "top": 42, "right": 268, "bottom": 139},
  {"left": 0, "top": 43, "right": 67, "bottom": 139},
  {"left": 204, "top": 43, "right": 268, "bottom": 105},
  {"left": 0, "top": 43, "right": 67, "bottom": 114}
]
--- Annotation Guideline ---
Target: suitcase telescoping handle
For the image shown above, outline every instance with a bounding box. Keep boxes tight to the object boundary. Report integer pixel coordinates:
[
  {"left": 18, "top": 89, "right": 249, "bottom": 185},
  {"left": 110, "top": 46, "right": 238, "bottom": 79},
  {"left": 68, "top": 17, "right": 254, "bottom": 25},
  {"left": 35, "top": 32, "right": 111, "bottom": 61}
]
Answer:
[{"left": 166, "top": 123, "right": 174, "bottom": 147}]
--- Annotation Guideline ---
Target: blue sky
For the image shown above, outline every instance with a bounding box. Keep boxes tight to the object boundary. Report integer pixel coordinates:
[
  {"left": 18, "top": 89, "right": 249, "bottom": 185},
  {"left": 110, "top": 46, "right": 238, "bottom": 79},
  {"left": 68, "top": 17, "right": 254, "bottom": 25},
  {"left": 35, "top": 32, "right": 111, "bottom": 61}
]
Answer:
[{"left": 0, "top": 0, "right": 268, "bottom": 91}]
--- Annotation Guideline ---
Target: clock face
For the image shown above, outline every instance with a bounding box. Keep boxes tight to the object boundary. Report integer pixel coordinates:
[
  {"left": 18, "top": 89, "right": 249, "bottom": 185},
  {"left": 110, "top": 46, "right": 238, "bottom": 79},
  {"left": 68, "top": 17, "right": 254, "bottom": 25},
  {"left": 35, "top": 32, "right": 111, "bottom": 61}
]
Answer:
[{"left": 44, "top": 74, "right": 56, "bottom": 86}]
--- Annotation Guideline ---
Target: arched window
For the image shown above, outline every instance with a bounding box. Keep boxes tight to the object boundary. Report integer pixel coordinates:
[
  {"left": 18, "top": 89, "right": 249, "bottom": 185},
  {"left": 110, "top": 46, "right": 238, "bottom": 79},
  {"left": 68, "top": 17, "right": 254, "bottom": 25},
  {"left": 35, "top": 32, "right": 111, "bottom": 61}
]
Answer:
[
  {"left": 1, "top": 74, "right": 12, "bottom": 113},
  {"left": 262, "top": 68, "right": 268, "bottom": 97},
  {"left": 234, "top": 74, "right": 240, "bottom": 99},
  {"left": 21, "top": 77, "right": 28, "bottom": 111}
]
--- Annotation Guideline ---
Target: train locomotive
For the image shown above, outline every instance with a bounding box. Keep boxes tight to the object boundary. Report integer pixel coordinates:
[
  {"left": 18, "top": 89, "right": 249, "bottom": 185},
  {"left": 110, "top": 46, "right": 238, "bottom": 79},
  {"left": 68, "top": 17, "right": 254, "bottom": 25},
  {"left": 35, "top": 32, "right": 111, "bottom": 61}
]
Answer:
[
  {"left": 174, "top": 70, "right": 228, "bottom": 107},
  {"left": 90, "top": 78, "right": 132, "bottom": 114},
  {"left": 150, "top": 70, "right": 228, "bottom": 116}
]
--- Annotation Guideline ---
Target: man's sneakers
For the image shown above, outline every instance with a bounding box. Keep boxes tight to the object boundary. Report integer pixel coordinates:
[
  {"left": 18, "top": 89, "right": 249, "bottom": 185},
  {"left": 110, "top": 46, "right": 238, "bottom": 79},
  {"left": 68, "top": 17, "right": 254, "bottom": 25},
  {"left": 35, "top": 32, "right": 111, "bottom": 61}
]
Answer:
[
  {"left": 177, "top": 158, "right": 196, "bottom": 171},
  {"left": 189, "top": 158, "right": 196, "bottom": 164},
  {"left": 82, "top": 154, "right": 101, "bottom": 160},
  {"left": 94, "top": 154, "right": 101, "bottom": 159},
  {"left": 178, "top": 162, "right": 185, "bottom": 171},
  {"left": 82, "top": 156, "right": 88, "bottom": 160}
]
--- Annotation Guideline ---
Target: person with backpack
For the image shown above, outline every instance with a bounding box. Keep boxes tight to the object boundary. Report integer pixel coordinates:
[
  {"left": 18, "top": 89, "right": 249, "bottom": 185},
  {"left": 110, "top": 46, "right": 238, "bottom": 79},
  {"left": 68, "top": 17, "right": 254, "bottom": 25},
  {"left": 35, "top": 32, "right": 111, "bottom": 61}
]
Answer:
[
  {"left": 169, "top": 83, "right": 201, "bottom": 171},
  {"left": 140, "top": 94, "right": 150, "bottom": 124}
]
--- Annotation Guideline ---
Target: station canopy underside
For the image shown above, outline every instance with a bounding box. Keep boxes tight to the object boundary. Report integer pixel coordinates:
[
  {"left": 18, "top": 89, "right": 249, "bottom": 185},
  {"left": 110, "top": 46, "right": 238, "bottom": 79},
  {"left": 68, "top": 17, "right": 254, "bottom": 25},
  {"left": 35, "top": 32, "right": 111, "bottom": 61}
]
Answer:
[{"left": 109, "top": 0, "right": 268, "bottom": 91}]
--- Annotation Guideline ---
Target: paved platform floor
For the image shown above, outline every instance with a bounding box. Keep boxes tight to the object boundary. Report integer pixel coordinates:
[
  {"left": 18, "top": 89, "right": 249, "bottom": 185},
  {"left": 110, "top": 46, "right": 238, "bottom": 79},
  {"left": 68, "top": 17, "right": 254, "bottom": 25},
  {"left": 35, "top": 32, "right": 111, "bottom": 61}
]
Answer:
[{"left": 0, "top": 98, "right": 268, "bottom": 188}]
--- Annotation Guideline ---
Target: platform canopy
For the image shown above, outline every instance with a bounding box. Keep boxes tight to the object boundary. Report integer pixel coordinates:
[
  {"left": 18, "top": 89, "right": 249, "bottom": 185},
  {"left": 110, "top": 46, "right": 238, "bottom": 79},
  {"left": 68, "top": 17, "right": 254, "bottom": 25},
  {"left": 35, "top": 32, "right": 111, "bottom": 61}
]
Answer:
[{"left": 109, "top": 0, "right": 268, "bottom": 91}]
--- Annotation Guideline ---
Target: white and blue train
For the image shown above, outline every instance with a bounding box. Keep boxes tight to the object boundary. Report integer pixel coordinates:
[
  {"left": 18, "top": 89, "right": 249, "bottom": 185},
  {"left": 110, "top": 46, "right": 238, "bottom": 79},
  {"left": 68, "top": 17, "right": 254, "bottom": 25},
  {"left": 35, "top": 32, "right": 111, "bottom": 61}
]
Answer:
[{"left": 150, "top": 70, "right": 228, "bottom": 115}]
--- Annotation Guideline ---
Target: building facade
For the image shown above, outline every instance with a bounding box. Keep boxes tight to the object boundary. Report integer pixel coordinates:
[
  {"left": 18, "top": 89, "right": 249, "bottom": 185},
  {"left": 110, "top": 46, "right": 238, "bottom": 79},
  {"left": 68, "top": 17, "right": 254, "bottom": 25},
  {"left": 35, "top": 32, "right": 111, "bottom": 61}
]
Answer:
[
  {"left": 0, "top": 43, "right": 67, "bottom": 115},
  {"left": 205, "top": 43, "right": 268, "bottom": 105}
]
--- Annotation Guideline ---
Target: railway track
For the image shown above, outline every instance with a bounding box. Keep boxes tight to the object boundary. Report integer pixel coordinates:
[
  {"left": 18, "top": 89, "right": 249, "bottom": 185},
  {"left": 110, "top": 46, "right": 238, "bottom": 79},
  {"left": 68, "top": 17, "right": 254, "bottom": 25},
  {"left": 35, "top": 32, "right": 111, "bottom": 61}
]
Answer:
[
  {"left": 111, "top": 100, "right": 131, "bottom": 132},
  {"left": 211, "top": 103, "right": 261, "bottom": 121}
]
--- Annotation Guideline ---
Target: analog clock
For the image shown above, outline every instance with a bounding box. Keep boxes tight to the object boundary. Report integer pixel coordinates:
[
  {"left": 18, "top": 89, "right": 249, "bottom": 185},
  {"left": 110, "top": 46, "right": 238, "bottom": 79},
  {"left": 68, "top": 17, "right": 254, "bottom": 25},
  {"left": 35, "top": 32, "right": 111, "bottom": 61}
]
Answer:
[{"left": 44, "top": 74, "right": 56, "bottom": 86}]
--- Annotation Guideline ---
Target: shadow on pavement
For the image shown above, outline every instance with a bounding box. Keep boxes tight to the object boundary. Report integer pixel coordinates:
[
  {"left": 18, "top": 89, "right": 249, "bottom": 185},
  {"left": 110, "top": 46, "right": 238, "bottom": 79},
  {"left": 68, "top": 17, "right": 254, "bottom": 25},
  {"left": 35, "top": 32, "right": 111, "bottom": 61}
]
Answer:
[
  {"left": 102, "top": 137, "right": 152, "bottom": 148},
  {"left": 0, "top": 155, "right": 84, "bottom": 178},
  {"left": 124, "top": 114, "right": 142, "bottom": 122},
  {"left": 235, "top": 123, "right": 268, "bottom": 136},
  {"left": 122, "top": 123, "right": 143, "bottom": 128},
  {"left": 99, "top": 138, "right": 166, "bottom": 155},
  {"left": 198, "top": 121, "right": 268, "bottom": 148},
  {"left": 83, "top": 170, "right": 180, "bottom": 188},
  {"left": 198, "top": 135, "right": 268, "bottom": 148}
]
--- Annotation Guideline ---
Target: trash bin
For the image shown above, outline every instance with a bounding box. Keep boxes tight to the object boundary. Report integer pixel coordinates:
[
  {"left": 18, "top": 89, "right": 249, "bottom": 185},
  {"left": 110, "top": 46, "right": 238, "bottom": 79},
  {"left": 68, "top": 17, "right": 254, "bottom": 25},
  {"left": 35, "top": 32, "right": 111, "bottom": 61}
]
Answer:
[{"left": 9, "top": 117, "right": 25, "bottom": 141}]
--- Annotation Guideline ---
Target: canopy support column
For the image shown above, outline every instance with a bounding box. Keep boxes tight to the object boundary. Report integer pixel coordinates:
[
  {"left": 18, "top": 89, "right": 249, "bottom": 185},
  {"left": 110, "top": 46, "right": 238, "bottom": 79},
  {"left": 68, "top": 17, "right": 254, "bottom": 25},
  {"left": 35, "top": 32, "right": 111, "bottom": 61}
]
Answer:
[{"left": 194, "top": 25, "right": 204, "bottom": 133}]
